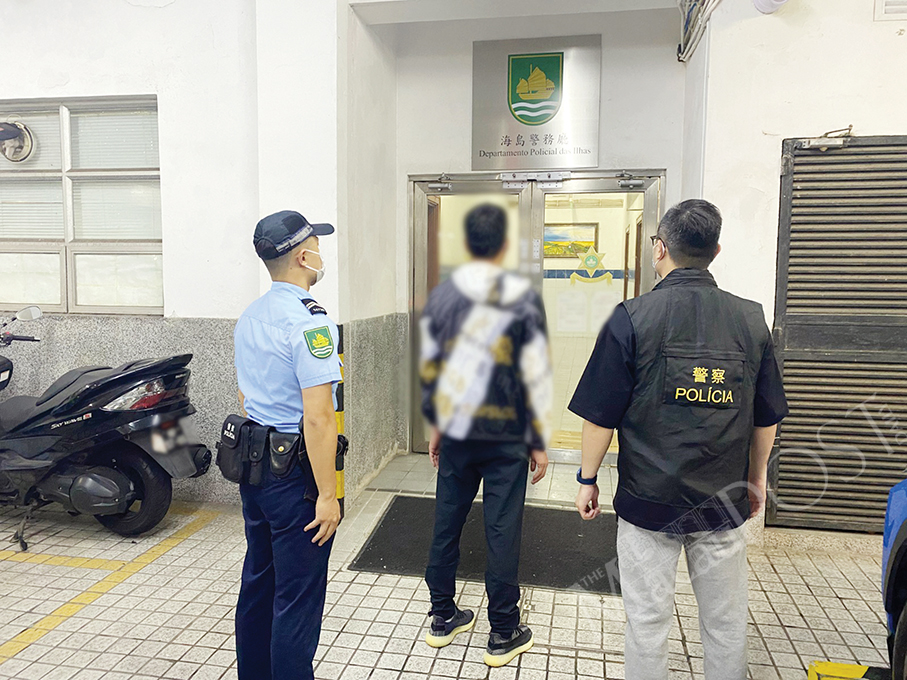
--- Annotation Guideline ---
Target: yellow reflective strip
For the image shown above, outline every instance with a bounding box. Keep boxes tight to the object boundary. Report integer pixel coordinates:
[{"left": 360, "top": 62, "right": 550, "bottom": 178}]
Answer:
[
  {"left": 335, "top": 411, "right": 345, "bottom": 435},
  {"left": 336, "top": 469, "right": 345, "bottom": 499}
]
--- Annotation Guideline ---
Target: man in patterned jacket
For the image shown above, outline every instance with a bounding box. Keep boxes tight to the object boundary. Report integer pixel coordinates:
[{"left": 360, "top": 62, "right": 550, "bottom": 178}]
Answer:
[{"left": 419, "top": 203, "right": 553, "bottom": 668}]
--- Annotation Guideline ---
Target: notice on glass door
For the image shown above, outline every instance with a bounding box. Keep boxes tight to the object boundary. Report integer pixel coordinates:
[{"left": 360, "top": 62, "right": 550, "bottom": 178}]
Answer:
[{"left": 555, "top": 291, "right": 588, "bottom": 333}]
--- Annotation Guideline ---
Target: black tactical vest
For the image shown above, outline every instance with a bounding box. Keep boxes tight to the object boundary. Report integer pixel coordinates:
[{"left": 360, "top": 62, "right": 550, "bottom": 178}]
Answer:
[{"left": 616, "top": 268, "right": 772, "bottom": 532}]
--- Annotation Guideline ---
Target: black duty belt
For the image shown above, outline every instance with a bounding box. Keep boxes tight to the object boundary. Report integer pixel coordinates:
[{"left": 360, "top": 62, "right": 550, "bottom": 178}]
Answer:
[{"left": 215, "top": 414, "right": 347, "bottom": 517}]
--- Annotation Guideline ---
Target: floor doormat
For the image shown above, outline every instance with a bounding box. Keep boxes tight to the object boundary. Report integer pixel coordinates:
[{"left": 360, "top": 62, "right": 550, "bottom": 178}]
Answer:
[{"left": 349, "top": 495, "right": 621, "bottom": 594}]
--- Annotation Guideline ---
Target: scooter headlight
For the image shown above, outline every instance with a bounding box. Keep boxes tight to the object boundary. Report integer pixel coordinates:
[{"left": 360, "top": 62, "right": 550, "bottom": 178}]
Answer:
[{"left": 102, "top": 379, "right": 169, "bottom": 411}]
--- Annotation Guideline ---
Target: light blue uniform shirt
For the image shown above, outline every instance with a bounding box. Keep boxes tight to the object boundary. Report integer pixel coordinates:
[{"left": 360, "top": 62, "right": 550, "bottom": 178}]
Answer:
[{"left": 235, "top": 282, "right": 342, "bottom": 433}]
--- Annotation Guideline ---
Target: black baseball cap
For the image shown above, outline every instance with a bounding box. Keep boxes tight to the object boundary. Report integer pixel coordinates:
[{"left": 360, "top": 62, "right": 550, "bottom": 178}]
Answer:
[
  {"left": 0, "top": 123, "right": 22, "bottom": 141},
  {"left": 253, "top": 210, "right": 334, "bottom": 260}
]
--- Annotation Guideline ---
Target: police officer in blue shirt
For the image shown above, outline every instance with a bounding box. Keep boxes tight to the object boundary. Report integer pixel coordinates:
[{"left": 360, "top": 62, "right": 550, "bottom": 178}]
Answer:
[{"left": 233, "top": 210, "right": 342, "bottom": 680}]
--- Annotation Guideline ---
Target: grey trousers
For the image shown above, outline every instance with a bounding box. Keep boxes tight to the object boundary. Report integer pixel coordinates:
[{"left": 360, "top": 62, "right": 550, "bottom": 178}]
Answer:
[{"left": 616, "top": 518, "right": 748, "bottom": 680}]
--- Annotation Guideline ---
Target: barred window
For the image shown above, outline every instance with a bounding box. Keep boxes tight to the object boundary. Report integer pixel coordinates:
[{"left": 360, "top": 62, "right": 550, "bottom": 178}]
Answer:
[{"left": 0, "top": 98, "right": 162, "bottom": 314}]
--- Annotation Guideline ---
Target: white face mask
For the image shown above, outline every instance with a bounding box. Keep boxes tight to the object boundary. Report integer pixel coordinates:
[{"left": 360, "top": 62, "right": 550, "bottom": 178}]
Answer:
[{"left": 301, "top": 249, "right": 325, "bottom": 284}]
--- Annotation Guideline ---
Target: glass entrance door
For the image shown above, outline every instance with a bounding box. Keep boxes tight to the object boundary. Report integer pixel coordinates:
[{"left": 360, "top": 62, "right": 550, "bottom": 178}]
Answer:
[
  {"left": 411, "top": 175, "right": 661, "bottom": 457},
  {"left": 411, "top": 180, "right": 532, "bottom": 452}
]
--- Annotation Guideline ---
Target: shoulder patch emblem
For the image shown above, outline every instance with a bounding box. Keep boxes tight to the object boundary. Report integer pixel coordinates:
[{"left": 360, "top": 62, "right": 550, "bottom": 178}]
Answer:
[
  {"left": 303, "top": 299, "right": 327, "bottom": 315},
  {"left": 304, "top": 326, "right": 334, "bottom": 359}
]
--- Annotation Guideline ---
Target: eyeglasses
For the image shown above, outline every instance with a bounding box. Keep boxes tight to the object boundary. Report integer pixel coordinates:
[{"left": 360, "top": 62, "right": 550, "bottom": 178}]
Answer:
[{"left": 650, "top": 234, "right": 662, "bottom": 246}]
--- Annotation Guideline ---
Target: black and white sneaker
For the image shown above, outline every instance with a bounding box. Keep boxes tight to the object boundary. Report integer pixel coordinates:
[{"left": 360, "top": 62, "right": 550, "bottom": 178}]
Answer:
[
  {"left": 424, "top": 608, "right": 476, "bottom": 648},
  {"left": 484, "top": 624, "right": 533, "bottom": 667}
]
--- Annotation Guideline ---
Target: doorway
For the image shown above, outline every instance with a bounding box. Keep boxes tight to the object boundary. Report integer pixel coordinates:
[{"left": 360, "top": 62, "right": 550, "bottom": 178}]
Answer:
[{"left": 411, "top": 173, "right": 663, "bottom": 462}]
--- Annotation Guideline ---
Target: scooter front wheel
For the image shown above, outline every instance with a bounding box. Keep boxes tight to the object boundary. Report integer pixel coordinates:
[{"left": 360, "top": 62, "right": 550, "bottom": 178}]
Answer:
[{"left": 94, "top": 447, "right": 172, "bottom": 536}]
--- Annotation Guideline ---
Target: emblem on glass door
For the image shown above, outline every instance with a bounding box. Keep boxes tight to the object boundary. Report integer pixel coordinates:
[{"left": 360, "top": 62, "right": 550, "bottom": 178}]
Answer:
[{"left": 508, "top": 52, "right": 563, "bottom": 126}]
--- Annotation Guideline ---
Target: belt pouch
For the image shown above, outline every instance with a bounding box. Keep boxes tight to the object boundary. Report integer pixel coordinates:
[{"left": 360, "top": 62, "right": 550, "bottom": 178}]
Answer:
[
  {"left": 269, "top": 433, "right": 300, "bottom": 478},
  {"left": 215, "top": 414, "right": 253, "bottom": 484},
  {"left": 248, "top": 425, "right": 268, "bottom": 486}
]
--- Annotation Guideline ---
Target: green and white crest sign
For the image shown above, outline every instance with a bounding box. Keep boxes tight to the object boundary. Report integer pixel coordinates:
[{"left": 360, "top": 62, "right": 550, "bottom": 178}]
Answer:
[
  {"left": 473, "top": 36, "right": 601, "bottom": 171},
  {"left": 508, "top": 52, "right": 563, "bottom": 126}
]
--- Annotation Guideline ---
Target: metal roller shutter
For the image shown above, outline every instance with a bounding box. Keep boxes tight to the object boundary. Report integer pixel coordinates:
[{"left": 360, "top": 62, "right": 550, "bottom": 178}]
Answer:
[{"left": 768, "top": 135, "right": 907, "bottom": 533}]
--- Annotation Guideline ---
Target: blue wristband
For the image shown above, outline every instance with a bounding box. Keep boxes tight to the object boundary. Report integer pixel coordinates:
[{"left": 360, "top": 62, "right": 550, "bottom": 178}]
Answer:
[{"left": 576, "top": 468, "right": 598, "bottom": 485}]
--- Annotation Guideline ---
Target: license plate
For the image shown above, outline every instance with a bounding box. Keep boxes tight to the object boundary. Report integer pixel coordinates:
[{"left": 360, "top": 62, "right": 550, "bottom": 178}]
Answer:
[{"left": 151, "top": 418, "right": 202, "bottom": 454}]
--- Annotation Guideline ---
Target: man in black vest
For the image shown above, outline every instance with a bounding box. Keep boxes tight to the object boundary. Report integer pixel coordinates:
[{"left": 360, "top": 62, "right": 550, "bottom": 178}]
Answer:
[{"left": 569, "top": 200, "right": 788, "bottom": 679}]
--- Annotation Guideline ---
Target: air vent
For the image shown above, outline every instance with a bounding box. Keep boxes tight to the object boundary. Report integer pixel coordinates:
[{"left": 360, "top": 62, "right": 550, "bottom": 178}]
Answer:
[
  {"left": 771, "top": 134, "right": 907, "bottom": 533},
  {"left": 876, "top": 0, "right": 907, "bottom": 20},
  {"left": 784, "top": 140, "right": 907, "bottom": 316},
  {"left": 773, "top": 359, "right": 907, "bottom": 531}
]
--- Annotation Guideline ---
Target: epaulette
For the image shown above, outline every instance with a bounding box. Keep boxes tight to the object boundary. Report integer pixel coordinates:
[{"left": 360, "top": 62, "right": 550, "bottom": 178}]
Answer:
[{"left": 303, "top": 299, "right": 327, "bottom": 315}]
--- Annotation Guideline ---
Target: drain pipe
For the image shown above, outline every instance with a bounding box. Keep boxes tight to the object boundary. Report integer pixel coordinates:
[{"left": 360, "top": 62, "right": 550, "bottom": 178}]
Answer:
[{"left": 753, "top": 0, "right": 790, "bottom": 13}]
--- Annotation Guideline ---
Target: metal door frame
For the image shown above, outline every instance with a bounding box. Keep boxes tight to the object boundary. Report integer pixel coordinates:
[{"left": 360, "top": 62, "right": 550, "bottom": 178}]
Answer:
[
  {"left": 529, "top": 173, "right": 663, "bottom": 462},
  {"left": 409, "top": 170, "right": 666, "bottom": 453},
  {"left": 410, "top": 177, "right": 533, "bottom": 453}
]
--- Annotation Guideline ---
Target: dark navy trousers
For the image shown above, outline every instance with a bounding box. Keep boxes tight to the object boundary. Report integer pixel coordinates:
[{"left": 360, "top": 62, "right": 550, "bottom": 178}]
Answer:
[
  {"left": 236, "top": 465, "right": 333, "bottom": 680},
  {"left": 425, "top": 438, "right": 529, "bottom": 636}
]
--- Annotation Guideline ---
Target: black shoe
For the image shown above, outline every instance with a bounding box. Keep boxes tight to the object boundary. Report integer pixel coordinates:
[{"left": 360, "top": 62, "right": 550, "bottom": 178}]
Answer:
[
  {"left": 484, "top": 624, "right": 533, "bottom": 667},
  {"left": 424, "top": 608, "right": 476, "bottom": 648}
]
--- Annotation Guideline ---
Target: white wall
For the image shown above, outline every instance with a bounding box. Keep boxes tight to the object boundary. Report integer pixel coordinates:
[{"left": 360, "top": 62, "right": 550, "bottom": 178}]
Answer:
[
  {"left": 701, "top": 0, "right": 907, "bottom": 323},
  {"left": 1, "top": 0, "right": 260, "bottom": 319},
  {"left": 1, "top": 0, "right": 348, "bottom": 320},
  {"left": 393, "top": 9, "right": 686, "bottom": 312},
  {"left": 681, "top": 28, "right": 709, "bottom": 199},
  {"left": 338, "top": 9, "right": 398, "bottom": 322},
  {"left": 256, "top": 1, "right": 342, "bottom": 317}
]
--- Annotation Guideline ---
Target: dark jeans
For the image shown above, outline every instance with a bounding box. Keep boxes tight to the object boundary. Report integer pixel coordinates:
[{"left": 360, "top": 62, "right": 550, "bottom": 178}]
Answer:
[
  {"left": 236, "top": 464, "right": 333, "bottom": 680},
  {"left": 425, "top": 437, "right": 529, "bottom": 635}
]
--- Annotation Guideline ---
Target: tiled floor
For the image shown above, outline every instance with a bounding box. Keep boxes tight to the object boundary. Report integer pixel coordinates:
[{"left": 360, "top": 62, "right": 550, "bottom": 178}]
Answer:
[{"left": 0, "top": 454, "right": 890, "bottom": 680}]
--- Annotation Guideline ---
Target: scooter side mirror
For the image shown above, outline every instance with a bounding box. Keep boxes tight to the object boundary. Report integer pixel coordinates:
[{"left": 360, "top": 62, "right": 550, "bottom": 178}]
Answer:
[{"left": 15, "top": 306, "right": 42, "bottom": 322}]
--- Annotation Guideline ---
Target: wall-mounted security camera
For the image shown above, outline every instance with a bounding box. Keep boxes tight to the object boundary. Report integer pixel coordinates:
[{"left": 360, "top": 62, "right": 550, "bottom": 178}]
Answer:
[
  {"left": 753, "top": 0, "right": 790, "bottom": 13},
  {"left": 0, "top": 122, "right": 35, "bottom": 163}
]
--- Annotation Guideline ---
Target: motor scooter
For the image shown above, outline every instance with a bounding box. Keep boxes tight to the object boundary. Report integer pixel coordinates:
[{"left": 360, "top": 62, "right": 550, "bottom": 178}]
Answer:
[{"left": 0, "top": 307, "right": 211, "bottom": 549}]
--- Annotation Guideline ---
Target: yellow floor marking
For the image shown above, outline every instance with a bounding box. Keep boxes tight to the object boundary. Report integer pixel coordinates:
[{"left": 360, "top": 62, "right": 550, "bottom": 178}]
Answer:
[
  {"left": 0, "top": 549, "right": 126, "bottom": 571},
  {"left": 168, "top": 502, "right": 201, "bottom": 516},
  {"left": 0, "top": 509, "right": 219, "bottom": 665}
]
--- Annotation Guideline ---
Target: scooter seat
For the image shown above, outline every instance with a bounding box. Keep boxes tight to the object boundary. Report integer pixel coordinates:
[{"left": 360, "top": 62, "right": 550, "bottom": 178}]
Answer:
[
  {"left": 36, "top": 366, "right": 111, "bottom": 406},
  {"left": 0, "top": 396, "right": 39, "bottom": 437},
  {"left": 0, "top": 365, "right": 113, "bottom": 436}
]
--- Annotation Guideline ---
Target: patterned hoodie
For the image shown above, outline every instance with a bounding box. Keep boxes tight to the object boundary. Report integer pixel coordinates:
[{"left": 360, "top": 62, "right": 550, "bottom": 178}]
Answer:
[{"left": 419, "top": 261, "right": 553, "bottom": 451}]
